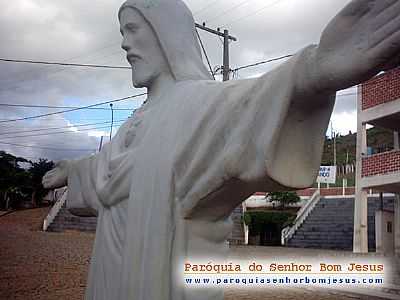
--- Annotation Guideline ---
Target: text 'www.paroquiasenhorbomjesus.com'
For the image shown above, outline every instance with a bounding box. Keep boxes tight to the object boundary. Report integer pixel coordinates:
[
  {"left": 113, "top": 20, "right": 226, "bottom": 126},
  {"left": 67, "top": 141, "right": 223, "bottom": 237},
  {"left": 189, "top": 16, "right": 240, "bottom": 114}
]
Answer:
[{"left": 181, "top": 260, "right": 387, "bottom": 289}]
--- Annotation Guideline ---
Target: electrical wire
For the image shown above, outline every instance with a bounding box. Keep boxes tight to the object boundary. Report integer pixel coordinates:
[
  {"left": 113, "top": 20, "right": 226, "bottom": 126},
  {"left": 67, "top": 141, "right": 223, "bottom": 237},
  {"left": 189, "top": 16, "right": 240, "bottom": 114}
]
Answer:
[
  {"left": 0, "top": 141, "right": 96, "bottom": 152},
  {"left": 0, "top": 124, "right": 124, "bottom": 140},
  {"left": 0, "top": 92, "right": 146, "bottom": 124},
  {"left": 0, "top": 119, "right": 128, "bottom": 136},
  {"left": 0, "top": 103, "right": 134, "bottom": 111},
  {"left": 195, "top": 29, "right": 216, "bottom": 80},
  {"left": 231, "top": 53, "right": 396, "bottom": 90},
  {"left": 221, "top": 0, "right": 286, "bottom": 28},
  {"left": 233, "top": 54, "right": 294, "bottom": 72},
  {"left": 0, "top": 43, "right": 122, "bottom": 93},
  {"left": 194, "top": 0, "right": 222, "bottom": 16},
  {"left": 0, "top": 58, "right": 131, "bottom": 70},
  {"left": 205, "top": 0, "right": 252, "bottom": 24}
]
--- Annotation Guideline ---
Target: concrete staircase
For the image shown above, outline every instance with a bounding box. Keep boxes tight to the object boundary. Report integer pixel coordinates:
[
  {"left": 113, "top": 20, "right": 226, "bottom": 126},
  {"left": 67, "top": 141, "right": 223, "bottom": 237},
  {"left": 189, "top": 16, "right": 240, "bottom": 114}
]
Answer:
[
  {"left": 392, "top": 257, "right": 400, "bottom": 285},
  {"left": 287, "top": 196, "right": 394, "bottom": 250},
  {"left": 228, "top": 205, "right": 245, "bottom": 245},
  {"left": 47, "top": 207, "right": 97, "bottom": 233}
]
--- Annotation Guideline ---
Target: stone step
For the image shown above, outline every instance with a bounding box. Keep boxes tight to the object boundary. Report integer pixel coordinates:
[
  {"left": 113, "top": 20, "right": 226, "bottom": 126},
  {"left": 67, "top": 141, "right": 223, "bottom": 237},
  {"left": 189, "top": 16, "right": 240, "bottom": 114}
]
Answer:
[
  {"left": 291, "top": 235, "right": 353, "bottom": 241},
  {"left": 296, "top": 231, "right": 354, "bottom": 236},
  {"left": 54, "top": 216, "right": 97, "bottom": 224},
  {"left": 327, "top": 285, "right": 400, "bottom": 300},
  {"left": 228, "top": 205, "right": 244, "bottom": 245},
  {"left": 285, "top": 196, "right": 394, "bottom": 250},
  {"left": 47, "top": 208, "right": 98, "bottom": 233}
]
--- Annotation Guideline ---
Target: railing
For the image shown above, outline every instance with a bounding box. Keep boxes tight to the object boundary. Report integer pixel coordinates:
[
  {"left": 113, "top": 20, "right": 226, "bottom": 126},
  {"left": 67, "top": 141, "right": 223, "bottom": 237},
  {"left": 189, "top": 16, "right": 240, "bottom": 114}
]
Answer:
[
  {"left": 42, "top": 187, "right": 67, "bottom": 231},
  {"left": 281, "top": 189, "right": 321, "bottom": 245}
]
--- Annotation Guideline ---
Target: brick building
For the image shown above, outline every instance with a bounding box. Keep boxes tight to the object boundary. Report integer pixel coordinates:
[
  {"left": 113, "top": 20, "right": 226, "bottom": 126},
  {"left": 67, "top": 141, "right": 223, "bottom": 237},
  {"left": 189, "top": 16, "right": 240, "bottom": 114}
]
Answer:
[{"left": 354, "top": 67, "right": 400, "bottom": 255}]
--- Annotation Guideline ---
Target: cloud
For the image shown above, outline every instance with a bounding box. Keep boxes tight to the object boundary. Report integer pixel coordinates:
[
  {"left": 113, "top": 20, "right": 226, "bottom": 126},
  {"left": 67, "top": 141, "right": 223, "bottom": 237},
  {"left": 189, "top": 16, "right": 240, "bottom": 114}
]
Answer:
[{"left": 0, "top": 0, "right": 365, "bottom": 162}]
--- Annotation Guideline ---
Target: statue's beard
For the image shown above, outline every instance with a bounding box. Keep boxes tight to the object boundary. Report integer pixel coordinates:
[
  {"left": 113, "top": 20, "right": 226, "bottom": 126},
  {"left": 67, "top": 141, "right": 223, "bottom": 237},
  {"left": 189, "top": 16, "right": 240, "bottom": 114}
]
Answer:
[
  {"left": 129, "top": 57, "right": 171, "bottom": 89},
  {"left": 131, "top": 65, "right": 156, "bottom": 88}
]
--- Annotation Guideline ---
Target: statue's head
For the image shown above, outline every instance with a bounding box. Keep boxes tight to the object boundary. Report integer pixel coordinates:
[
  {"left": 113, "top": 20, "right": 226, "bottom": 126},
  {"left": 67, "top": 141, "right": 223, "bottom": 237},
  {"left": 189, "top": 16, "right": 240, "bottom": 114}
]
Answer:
[
  {"left": 118, "top": 0, "right": 212, "bottom": 87},
  {"left": 120, "top": 7, "right": 171, "bottom": 88}
]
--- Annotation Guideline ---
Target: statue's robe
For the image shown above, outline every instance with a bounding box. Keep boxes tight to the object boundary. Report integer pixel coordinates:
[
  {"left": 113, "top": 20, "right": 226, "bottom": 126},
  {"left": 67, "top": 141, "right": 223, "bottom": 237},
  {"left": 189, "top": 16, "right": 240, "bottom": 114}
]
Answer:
[{"left": 66, "top": 46, "right": 335, "bottom": 300}]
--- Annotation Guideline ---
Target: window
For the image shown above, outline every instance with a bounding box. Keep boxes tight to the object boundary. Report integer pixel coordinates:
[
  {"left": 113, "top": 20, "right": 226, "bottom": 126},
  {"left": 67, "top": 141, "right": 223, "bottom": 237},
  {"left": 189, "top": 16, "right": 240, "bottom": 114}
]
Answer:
[{"left": 387, "top": 222, "right": 393, "bottom": 233}]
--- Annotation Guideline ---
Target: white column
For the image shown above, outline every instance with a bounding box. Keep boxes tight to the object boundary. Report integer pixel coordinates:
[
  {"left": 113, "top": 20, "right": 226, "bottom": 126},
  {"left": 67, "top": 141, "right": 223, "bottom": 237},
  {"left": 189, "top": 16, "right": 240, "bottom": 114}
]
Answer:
[
  {"left": 393, "top": 134, "right": 399, "bottom": 256},
  {"left": 343, "top": 178, "right": 347, "bottom": 196},
  {"left": 354, "top": 87, "right": 369, "bottom": 253},
  {"left": 375, "top": 210, "right": 383, "bottom": 253},
  {"left": 242, "top": 203, "right": 249, "bottom": 245},
  {"left": 395, "top": 194, "right": 400, "bottom": 257},
  {"left": 394, "top": 131, "right": 399, "bottom": 150},
  {"left": 354, "top": 189, "right": 369, "bottom": 253}
]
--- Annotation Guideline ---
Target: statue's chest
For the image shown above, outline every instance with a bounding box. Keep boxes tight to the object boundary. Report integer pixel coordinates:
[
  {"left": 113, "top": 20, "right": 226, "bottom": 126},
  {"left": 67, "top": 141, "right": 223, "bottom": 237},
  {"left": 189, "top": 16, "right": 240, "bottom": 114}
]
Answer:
[
  {"left": 122, "top": 106, "right": 176, "bottom": 152},
  {"left": 124, "top": 114, "right": 146, "bottom": 149}
]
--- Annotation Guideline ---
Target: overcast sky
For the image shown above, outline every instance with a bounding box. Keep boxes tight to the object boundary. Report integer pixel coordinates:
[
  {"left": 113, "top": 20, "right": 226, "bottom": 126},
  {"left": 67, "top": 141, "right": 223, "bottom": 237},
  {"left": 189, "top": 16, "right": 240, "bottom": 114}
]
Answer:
[{"left": 0, "top": 0, "right": 356, "bottom": 162}]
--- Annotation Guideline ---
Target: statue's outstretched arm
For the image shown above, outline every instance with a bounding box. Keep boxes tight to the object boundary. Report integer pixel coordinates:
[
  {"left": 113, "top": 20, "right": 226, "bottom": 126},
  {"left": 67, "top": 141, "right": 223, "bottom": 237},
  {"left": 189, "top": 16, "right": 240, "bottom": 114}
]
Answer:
[{"left": 299, "top": 0, "right": 400, "bottom": 96}]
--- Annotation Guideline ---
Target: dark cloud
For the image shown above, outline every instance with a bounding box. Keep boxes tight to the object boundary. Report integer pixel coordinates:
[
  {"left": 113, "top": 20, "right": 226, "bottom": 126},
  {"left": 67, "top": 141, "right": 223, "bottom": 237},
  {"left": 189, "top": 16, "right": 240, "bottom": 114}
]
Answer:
[{"left": 1, "top": 0, "right": 358, "bottom": 161}]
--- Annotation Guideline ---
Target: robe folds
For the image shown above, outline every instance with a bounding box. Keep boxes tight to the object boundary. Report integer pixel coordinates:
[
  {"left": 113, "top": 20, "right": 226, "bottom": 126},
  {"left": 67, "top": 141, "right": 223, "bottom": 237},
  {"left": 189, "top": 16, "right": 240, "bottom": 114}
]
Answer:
[{"left": 66, "top": 45, "right": 335, "bottom": 300}]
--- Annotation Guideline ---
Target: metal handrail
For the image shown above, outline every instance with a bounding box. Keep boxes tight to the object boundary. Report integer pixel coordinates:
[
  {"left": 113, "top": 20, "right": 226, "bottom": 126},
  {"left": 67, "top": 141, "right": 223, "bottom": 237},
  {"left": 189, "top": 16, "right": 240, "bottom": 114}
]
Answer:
[
  {"left": 281, "top": 189, "right": 321, "bottom": 245},
  {"left": 42, "top": 187, "right": 67, "bottom": 231}
]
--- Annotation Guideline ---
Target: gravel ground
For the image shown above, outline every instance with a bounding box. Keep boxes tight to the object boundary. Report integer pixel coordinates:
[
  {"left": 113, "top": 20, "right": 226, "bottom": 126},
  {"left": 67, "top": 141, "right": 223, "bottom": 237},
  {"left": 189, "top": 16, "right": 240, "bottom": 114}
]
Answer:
[
  {"left": 0, "top": 208, "right": 93, "bottom": 300},
  {"left": 0, "top": 208, "right": 392, "bottom": 300}
]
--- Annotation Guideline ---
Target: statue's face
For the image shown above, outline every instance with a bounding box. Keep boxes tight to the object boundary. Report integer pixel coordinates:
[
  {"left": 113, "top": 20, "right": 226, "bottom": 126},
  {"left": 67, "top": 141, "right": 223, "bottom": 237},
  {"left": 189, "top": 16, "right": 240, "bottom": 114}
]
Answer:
[{"left": 120, "top": 7, "right": 170, "bottom": 88}]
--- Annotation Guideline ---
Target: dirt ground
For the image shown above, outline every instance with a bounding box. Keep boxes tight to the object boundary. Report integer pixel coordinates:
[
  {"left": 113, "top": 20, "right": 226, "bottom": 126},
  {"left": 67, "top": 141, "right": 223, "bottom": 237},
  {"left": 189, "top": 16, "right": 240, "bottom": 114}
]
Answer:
[{"left": 0, "top": 208, "right": 391, "bottom": 300}]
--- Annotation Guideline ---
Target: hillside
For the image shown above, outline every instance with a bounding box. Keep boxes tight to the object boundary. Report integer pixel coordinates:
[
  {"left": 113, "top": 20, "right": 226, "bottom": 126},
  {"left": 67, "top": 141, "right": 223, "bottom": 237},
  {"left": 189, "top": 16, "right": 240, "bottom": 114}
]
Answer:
[
  {"left": 317, "top": 126, "right": 394, "bottom": 187},
  {"left": 321, "top": 126, "right": 394, "bottom": 166}
]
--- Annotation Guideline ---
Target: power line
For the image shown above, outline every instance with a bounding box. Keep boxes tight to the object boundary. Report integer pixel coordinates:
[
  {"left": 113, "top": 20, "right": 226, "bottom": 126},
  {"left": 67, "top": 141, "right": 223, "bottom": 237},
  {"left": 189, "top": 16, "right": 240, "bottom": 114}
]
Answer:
[
  {"left": 230, "top": 52, "right": 362, "bottom": 95},
  {"left": 0, "top": 103, "right": 135, "bottom": 111},
  {"left": 0, "top": 119, "right": 128, "bottom": 136},
  {"left": 0, "top": 92, "right": 147, "bottom": 124},
  {"left": 233, "top": 54, "right": 399, "bottom": 90},
  {"left": 0, "top": 115, "right": 133, "bottom": 123},
  {"left": 221, "top": 0, "right": 286, "bottom": 28},
  {"left": 194, "top": 0, "right": 222, "bottom": 16},
  {"left": 205, "top": 0, "right": 252, "bottom": 24},
  {"left": 0, "top": 123, "right": 124, "bottom": 140},
  {"left": 0, "top": 58, "right": 131, "bottom": 70},
  {"left": 233, "top": 54, "right": 294, "bottom": 72},
  {"left": 0, "top": 141, "right": 96, "bottom": 152},
  {"left": 195, "top": 29, "right": 216, "bottom": 80},
  {"left": 0, "top": 43, "right": 122, "bottom": 93}
]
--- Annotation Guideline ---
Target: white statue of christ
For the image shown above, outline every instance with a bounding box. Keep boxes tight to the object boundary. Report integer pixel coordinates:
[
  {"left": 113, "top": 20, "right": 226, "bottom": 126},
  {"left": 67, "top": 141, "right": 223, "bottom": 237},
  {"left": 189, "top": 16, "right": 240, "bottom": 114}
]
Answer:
[{"left": 43, "top": 0, "right": 400, "bottom": 299}]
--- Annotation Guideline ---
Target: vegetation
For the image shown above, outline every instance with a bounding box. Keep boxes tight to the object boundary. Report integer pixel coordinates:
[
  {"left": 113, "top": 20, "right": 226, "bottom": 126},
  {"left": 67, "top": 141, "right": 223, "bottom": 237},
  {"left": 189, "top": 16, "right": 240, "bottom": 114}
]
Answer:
[
  {"left": 243, "top": 210, "right": 296, "bottom": 246},
  {"left": 0, "top": 151, "right": 54, "bottom": 210},
  {"left": 319, "top": 126, "right": 394, "bottom": 187},
  {"left": 29, "top": 159, "right": 55, "bottom": 206},
  {"left": 243, "top": 211, "right": 295, "bottom": 234},
  {"left": 321, "top": 126, "right": 394, "bottom": 166},
  {"left": 267, "top": 191, "right": 301, "bottom": 209}
]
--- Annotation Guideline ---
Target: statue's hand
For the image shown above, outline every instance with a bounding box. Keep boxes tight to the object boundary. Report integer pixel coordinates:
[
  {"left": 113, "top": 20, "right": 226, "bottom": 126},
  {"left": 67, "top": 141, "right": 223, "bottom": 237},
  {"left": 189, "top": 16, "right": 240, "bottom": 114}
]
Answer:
[
  {"left": 314, "top": 0, "right": 400, "bottom": 92},
  {"left": 42, "top": 160, "right": 69, "bottom": 189}
]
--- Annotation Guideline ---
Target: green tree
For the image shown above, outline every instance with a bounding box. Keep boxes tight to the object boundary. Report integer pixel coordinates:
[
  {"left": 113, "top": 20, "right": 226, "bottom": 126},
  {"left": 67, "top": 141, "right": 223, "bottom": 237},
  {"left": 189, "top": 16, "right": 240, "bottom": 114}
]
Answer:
[
  {"left": 28, "top": 159, "right": 54, "bottom": 207},
  {"left": 267, "top": 191, "right": 301, "bottom": 210},
  {"left": 0, "top": 151, "right": 30, "bottom": 209}
]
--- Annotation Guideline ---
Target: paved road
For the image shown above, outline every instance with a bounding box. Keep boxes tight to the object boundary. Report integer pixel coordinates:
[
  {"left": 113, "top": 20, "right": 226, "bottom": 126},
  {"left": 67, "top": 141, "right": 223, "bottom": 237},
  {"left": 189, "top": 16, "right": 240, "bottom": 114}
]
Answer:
[{"left": 0, "top": 208, "right": 392, "bottom": 300}]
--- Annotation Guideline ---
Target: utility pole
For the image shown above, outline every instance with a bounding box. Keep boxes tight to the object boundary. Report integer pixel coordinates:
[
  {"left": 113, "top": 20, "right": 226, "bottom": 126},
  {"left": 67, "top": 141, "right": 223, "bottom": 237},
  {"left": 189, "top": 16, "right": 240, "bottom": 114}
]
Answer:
[
  {"left": 195, "top": 23, "right": 236, "bottom": 81},
  {"left": 331, "top": 122, "right": 337, "bottom": 166},
  {"left": 98, "top": 136, "right": 104, "bottom": 152},
  {"left": 223, "top": 29, "right": 230, "bottom": 81},
  {"left": 333, "top": 136, "right": 337, "bottom": 166},
  {"left": 109, "top": 103, "right": 114, "bottom": 141}
]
